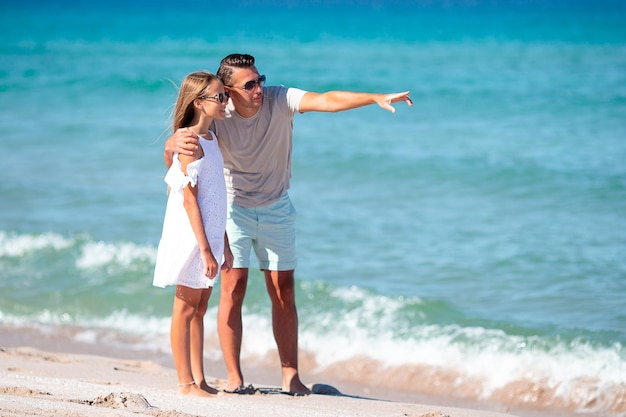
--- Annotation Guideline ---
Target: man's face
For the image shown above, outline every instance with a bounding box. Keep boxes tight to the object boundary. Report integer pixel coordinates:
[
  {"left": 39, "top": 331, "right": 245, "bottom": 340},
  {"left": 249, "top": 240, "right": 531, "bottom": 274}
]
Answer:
[{"left": 226, "top": 65, "right": 264, "bottom": 115}]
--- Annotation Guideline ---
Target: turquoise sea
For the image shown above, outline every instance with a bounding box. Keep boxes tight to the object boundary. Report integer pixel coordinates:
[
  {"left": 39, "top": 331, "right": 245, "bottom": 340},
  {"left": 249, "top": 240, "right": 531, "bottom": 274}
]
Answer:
[{"left": 1, "top": 1, "right": 625, "bottom": 415}]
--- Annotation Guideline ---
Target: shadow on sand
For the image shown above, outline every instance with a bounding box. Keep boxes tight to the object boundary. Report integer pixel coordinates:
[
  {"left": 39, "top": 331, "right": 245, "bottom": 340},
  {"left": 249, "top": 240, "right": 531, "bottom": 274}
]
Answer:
[{"left": 254, "top": 383, "right": 385, "bottom": 401}]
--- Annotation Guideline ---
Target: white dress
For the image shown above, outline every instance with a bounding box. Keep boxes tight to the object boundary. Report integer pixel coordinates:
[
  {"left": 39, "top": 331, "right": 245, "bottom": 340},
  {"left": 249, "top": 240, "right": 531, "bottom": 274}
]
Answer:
[{"left": 153, "top": 131, "right": 226, "bottom": 289}]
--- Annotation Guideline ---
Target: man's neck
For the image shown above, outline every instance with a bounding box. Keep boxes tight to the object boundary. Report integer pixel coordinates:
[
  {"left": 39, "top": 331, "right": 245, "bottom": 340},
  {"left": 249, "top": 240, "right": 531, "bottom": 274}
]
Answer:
[{"left": 234, "top": 105, "right": 260, "bottom": 119}]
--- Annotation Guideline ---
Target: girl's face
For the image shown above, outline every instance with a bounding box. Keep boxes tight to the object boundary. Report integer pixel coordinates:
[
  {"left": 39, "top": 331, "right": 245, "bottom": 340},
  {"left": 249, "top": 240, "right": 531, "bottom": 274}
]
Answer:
[{"left": 197, "top": 81, "right": 228, "bottom": 120}]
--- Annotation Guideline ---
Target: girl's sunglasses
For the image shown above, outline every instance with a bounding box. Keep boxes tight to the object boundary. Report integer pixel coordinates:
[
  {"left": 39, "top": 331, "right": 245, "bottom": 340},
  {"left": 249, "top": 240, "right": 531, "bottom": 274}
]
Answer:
[{"left": 200, "top": 92, "right": 230, "bottom": 103}]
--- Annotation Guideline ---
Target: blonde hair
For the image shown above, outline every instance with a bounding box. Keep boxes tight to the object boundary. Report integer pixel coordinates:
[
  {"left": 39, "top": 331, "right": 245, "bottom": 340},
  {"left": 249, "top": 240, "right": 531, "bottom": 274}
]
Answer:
[{"left": 173, "top": 71, "right": 220, "bottom": 133}]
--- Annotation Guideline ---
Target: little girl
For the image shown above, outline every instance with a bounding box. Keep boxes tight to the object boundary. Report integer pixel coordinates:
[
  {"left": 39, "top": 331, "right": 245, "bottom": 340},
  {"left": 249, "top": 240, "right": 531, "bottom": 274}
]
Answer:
[{"left": 153, "top": 71, "right": 233, "bottom": 397}]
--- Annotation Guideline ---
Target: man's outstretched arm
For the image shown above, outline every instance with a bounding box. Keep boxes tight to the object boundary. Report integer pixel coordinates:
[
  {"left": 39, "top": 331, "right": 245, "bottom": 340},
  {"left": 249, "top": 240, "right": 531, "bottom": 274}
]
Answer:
[{"left": 298, "top": 91, "right": 412, "bottom": 114}]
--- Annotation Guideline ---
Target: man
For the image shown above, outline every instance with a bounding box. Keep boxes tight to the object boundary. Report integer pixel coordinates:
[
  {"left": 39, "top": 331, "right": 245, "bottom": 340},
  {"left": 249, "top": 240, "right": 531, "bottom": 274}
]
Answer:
[{"left": 165, "top": 53, "right": 412, "bottom": 396}]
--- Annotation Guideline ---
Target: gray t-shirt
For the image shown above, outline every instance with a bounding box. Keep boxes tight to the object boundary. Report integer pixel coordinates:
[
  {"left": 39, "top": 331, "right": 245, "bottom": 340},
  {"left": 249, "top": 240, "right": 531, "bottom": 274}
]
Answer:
[{"left": 212, "top": 86, "right": 307, "bottom": 208}]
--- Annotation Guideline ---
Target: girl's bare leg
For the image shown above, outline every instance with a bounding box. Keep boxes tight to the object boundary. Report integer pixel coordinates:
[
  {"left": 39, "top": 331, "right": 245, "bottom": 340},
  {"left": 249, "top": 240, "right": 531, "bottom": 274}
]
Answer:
[
  {"left": 190, "top": 287, "right": 218, "bottom": 394},
  {"left": 171, "top": 285, "right": 216, "bottom": 397}
]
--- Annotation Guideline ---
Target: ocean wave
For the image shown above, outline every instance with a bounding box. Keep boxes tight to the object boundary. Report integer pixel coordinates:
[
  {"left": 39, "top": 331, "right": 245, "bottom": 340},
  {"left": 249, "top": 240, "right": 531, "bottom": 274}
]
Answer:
[
  {"left": 2, "top": 305, "right": 624, "bottom": 415},
  {"left": 0, "top": 230, "right": 156, "bottom": 268},
  {"left": 0, "top": 231, "right": 73, "bottom": 257},
  {"left": 76, "top": 240, "right": 156, "bottom": 269},
  {"left": 292, "top": 284, "right": 626, "bottom": 415},
  {"left": 1, "top": 231, "right": 624, "bottom": 415}
]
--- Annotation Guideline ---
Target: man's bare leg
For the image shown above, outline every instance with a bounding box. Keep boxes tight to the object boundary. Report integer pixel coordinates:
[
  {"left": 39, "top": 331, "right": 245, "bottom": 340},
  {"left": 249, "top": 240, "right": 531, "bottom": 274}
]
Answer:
[
  {"left": 264, "top": 269, "right": 311, "bottom": 395},
  {"left": 217, "top": 267, "right": 249, "bottom": 391}
]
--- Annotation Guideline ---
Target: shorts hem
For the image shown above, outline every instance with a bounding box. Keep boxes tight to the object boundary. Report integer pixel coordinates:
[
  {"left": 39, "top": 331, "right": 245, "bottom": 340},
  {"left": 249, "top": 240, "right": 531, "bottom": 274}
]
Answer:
[
  {"left": 259, "top": 261, "right": 297, "bottom": 271},
  {"left": 231, "top": 259, "right": 250, "bottom": 269}
]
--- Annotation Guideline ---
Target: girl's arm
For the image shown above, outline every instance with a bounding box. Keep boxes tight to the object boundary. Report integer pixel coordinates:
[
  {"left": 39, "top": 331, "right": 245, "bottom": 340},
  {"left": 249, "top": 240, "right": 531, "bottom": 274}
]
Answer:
[{"left": 179, "top": 152, "right": 219, "bottom": 279}]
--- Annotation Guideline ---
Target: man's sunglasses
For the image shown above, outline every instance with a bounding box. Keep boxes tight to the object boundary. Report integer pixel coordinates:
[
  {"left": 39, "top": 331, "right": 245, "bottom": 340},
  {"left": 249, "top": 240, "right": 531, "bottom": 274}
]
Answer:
[
  {"left": 200, "top": 92, "right": 230, "bottom": 103},
  {"left": 228, "top": 75, "right": 266, "bottom": 91}
]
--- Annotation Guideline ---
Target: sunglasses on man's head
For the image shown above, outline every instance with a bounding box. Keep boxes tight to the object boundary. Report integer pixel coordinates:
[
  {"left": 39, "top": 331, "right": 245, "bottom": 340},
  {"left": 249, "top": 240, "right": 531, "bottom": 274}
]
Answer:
[
  {"left": 200, "top": 92, "right": 230, "bottom": 103},
  {"left": 228, "top": 75, "right": 266, "bottom": 91}
]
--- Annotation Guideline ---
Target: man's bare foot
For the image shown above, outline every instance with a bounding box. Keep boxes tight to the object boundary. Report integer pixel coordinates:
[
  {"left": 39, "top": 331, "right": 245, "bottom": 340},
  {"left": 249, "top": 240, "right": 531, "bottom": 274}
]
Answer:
[
  {"left": 283, "top": 377, "right": 311, "bottom": 396},
  {"left": 222, "top": 377, "right": 244, "bottom": 393},
  {"left": 178, "top": 381, "right": 216, "bottom": 397}
]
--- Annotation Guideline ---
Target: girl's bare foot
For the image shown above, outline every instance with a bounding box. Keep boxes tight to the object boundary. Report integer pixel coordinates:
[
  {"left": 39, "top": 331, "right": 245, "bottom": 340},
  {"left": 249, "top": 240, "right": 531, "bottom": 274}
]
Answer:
[{"left": 177, "top": 381, "right": 216, "bottom": 397}]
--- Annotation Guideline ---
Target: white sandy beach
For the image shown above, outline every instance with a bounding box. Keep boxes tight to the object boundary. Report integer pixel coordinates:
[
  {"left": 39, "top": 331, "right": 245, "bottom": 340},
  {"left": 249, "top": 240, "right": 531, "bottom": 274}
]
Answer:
[{"left": 0, "top": 344, "right": 525, "bottom": 417}]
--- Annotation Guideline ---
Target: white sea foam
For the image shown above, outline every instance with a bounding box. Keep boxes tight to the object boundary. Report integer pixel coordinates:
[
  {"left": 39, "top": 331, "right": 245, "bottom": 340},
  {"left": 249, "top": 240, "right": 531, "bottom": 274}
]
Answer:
[
  {"left": 76, "top": 240, "right": 157, "bottom": 269},
  {"left": 0, "top": 231, "right": 73, "bottom": 257},
  {"left": 2, "top": 296, "right": 624, "bottom": 414},
  {"left": 8, "top": 301, "right": 622, "bottom": 396},
  {"left": 287, "top": 284, "right": 626, "bottom": 411}
]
